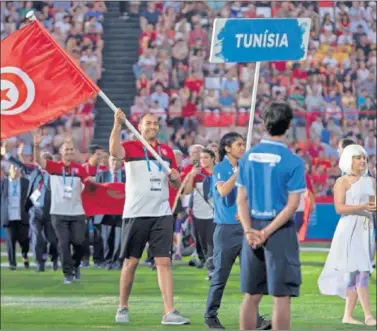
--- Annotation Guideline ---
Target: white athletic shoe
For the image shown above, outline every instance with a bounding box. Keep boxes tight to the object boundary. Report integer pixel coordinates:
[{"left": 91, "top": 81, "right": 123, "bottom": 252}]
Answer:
[
  {"left": 161, "top": 309, "right": 190, "bottom": 325},
  {"left": 115, "top": 307, "right": 129, "bottom": 323}
]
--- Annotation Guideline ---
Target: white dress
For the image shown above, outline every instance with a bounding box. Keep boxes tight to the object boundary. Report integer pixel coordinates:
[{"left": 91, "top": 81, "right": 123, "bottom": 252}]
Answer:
[{"left": 318, "top": 176, "right": 376, "bottom": 298}]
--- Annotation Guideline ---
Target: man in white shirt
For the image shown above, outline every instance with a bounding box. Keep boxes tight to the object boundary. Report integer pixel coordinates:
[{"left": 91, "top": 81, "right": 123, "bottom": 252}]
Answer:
[
  {"left": 110, "top": 110, "right": 190, "bottom": 326},
  {"left": 34, "top": 132, "right": 91, "bottom": 284}
]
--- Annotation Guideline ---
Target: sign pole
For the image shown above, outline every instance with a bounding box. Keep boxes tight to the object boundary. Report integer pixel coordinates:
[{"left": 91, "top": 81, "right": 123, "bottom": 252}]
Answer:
[
  {"left": 209, "top": 18, "right": 311, "bottom": 149},
  {"left": 246, "top": 61, "right": 261, "bottom": 150}
]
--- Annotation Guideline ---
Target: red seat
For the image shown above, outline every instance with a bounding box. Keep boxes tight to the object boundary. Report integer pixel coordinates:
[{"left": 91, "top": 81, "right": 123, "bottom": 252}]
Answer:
[
  {"left": 218, "top": 112, "right": 235, "bottom": 127},
  {"left": 237, "top": 113, "right": 249, "bottom": 126},
  {"left": 203, "top": 113, "right": 219, "bottom": 127}
]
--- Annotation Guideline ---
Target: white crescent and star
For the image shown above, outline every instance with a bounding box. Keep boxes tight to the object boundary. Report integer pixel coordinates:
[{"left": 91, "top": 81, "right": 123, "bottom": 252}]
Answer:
[{"left": 0, "top": 66, "right": 36, "bottom": 115}]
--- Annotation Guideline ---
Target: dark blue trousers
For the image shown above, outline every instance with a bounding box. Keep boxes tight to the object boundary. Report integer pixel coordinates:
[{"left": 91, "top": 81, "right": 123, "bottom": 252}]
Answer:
[
  {"left": 29, "top": 207, "right": 58, "bottom": 265},
  {"left": 205, "top": 223, "right": 243, "bottom": 318}
]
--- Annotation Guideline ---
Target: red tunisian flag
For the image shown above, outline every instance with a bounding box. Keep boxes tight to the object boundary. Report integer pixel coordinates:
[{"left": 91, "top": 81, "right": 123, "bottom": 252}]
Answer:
[
  {"left": 82, "top": 182, "right": 125, "bottom": 217},
  {"left": 0, "top": 20, "right": 99, "bottom": 139}
]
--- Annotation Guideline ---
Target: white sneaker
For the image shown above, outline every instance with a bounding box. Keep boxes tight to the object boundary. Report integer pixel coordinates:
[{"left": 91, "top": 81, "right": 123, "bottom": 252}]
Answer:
[
  {"left": 161, "top": 309, "right": 190, "bottom": 325},
  {"left": 115, "top": 307, "right": 129, "bottom": 323}
]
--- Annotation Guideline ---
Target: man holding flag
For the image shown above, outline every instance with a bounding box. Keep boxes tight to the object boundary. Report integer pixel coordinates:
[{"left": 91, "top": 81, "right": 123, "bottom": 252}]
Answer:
[{"left": 110, "top": 110, "right": 190, "bottom": 325}]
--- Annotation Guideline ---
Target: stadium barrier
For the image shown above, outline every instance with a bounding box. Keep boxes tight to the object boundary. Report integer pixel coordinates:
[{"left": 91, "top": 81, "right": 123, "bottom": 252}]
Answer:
[
  {"left": 130, "top": 109, "right": 376, "bottom": 133},
  {"left": 0, "top": 198, "right": 344, "bottom": 242}
]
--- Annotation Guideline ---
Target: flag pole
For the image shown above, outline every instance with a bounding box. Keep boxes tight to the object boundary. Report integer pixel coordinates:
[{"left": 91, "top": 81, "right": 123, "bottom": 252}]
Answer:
[
  {"left": 98, "top": 91, "right": 171, "bottom": 173},
  {"left": 245, "top": 61, "right": 261, "bottom": 150}
]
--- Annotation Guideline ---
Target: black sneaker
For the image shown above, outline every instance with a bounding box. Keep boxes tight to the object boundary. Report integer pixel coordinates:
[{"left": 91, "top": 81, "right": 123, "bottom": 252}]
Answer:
[
  {"left": 52, "top": 260, "right": 58, "bottom": 271},
  {"left": 74, "top": 267, "right": 81, "bottom": 281},
  {"left": 256, "top": 315, "right": 272, "bottom": 330},
  {"left": 24, "top": 260, "right": 30, "bottom": 269},
  {"left": 205, "top": 316, "right": 225, "bottom": 329},
  {"left": 188, "top": 259, "right": 197, "bottom": 267},
  {"left": 8, "top": 265, "right": 16, "bottom": 271}
]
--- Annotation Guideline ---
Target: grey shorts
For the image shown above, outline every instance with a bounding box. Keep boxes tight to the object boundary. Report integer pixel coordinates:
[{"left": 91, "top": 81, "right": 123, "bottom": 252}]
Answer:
[{"left": 240, "top": 219, "right": 301, "bottom": 297}]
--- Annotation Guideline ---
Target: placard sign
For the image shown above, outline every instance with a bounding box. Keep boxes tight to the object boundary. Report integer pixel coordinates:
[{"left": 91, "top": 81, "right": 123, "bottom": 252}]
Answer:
[{"left": 209, "top": 18, "right": 311, "bottom": 63}]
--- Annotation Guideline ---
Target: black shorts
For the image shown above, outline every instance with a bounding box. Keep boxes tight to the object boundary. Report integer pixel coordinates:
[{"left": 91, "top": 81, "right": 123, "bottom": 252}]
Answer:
[
  {"left": 120, "top": 216, "right": 174, "bottom": 260},
  {"left": 240, "top": 219, "right": 301, "bottom": 297}
]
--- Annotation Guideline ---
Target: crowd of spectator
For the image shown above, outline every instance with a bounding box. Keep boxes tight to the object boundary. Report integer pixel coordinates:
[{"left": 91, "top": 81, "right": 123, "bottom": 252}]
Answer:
[
  {"left": 1, "top": 0, "right": 105, "bottom": 154},
  {"left": 129, "top": 0, "right": 376, "bottom": 196},
  {"left": 1, "top": 1, "right": 376, "bottom": 198}
]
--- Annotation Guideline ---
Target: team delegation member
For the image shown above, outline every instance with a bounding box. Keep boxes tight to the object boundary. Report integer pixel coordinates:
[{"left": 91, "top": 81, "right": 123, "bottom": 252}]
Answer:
[
  {"left": 1, "top": 144, "right": 58, "bottom": 272},
  {"left": 236, "top": 102, "right": 306, "bottom": 330},
  {"left": 34, "top": 132, "right": 91, "bottom": 284},
  {"left": 0, "top": 163, "right": 30, "bottom": 270},
  {"left": 184, "top": 148, "right": 216, "bottom": 280},
  {"left": 82, "top": 144, "right": 107, "bottom": 267},
  {"left": 97, "top": 155, "right": 126, "bottom": 270},
  {"left": 110, "top": 110, "right": 190, "bottom": 325},
  {"left": 180, "top": 144, "right": 206, "bottom": 267}
]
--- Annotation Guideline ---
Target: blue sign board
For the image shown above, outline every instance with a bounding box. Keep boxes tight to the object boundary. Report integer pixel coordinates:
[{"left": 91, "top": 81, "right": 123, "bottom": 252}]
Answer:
[
  {"left": 306, "top": 203, "right": 340, "bottom": 240},
  {"left": 209, "top": 18, "right": 311, "bottom": 63}
]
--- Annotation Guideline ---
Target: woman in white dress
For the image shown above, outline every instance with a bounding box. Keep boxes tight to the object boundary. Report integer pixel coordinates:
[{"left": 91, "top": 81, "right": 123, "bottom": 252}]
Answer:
[{"left": 318, "top": 144, "right": 376, "bottom": 327}]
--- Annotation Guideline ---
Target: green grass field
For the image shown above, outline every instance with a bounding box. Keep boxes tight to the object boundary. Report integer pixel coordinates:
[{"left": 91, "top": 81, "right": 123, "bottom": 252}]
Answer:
[{"left": 1, "top": 249, "right": 376, "bottom": 330}]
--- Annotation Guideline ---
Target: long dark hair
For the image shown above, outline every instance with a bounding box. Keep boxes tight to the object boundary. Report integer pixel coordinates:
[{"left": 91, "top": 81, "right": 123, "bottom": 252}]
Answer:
[{"left": 219, "top": 132, "right": 244, "bottom": 162}]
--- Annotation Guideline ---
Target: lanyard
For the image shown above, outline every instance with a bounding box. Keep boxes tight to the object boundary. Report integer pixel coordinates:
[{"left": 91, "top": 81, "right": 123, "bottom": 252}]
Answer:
[
  {"left": 37, "top": 171, "right": 48, "bottom": 190},
  {"left": 11, "top": 181, "right": 18, "bottom": 197},
  {"left": 144, "top": 146, "right": 162, "bottom": 173},
  {"left": 111, "top": 169, "right": 121, "bottom": 182},
  {"left": 62, "top": 167, "right": 74, "bottom": 186},
  {"left": 37, "top": 172, "right": 44, "bottom": 191}
]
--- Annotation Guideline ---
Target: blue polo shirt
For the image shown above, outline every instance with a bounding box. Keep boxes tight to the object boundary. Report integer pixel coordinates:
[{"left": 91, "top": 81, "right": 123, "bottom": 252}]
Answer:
[
  {"left": 212, "top": 157, "right": 238, "bottom": 224},
  {"left": 236, "top": 139, "right": 306, "bottom": 220}
]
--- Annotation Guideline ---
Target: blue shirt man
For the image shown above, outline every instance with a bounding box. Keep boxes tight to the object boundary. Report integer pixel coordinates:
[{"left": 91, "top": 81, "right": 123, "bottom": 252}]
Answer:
[
  {"left": 205, "top": 132, "right": 271, "bottom": 330},
  {"left": 236, "top": 102, "right": 306, "bottom": 331},
  {"left": 237, "top": 139, "right": 306, "bottom": 219}
]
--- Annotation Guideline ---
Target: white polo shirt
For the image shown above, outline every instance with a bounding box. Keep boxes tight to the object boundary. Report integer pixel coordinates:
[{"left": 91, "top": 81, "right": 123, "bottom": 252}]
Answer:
[
  {"left": 46, "top": 160, "right": 90, "bottom": 216},
  {"left": 121, "top": 140, "right": 178, "bottom": 218}
]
